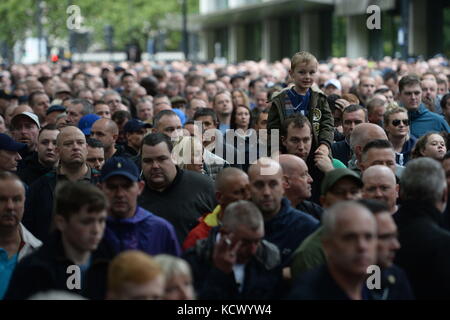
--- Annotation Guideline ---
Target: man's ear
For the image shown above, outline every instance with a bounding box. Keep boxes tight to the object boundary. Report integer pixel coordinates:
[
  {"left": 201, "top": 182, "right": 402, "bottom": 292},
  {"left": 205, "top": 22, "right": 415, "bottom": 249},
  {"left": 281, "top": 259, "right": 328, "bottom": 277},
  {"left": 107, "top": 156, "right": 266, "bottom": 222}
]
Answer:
[
  {"left": 137, "top": 180, "right": 145, "bottom": 195},
  {"left": 281, "top": 136, "right": 287, "bottom": 147},
  {"left": 152, "top": 127, "right": 157, "bottom": 134},
  {"left": 216, "top": 191, "right": 222, "bottom": 204},
  {"left": 54, "top": 214, "right": 66, "bottom": 233},
  {"left": 282, "top": 175, "right": 290, "bottom": 190}
]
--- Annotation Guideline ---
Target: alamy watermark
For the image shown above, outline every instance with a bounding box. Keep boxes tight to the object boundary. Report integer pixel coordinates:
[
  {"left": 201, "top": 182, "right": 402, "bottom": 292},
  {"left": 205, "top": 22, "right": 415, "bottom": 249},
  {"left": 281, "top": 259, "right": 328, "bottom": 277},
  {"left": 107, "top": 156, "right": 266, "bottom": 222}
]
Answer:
[
  {"left": 367, "top": 5, "right": 381, "bottom": 30},
  {"left": 66, "top": 5, "right": 83, "bottom": 31}
]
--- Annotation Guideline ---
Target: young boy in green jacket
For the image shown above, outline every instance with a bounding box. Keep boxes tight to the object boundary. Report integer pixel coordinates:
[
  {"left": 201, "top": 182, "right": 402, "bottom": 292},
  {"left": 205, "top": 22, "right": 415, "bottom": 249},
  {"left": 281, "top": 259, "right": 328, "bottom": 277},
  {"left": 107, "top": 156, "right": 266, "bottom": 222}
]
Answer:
[{"left": 268, "top": 51, "right": 334, "bottom": 156}]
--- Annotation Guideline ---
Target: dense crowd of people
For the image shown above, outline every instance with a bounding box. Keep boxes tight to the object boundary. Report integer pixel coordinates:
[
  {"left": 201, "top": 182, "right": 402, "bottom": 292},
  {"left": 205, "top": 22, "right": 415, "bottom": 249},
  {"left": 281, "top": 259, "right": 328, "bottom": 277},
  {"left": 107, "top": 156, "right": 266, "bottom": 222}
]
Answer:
[{"left": 1, "top": 51, "right": 450, "bottom": 300}]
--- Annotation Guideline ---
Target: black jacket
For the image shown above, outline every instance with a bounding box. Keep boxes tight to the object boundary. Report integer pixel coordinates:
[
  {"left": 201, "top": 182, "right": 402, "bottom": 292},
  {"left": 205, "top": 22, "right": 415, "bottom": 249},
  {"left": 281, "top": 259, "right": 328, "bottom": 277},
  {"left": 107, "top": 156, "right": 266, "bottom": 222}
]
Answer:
[
  {"left": 4, "top": 231, "right": 114, "bottom": 300},
  {"left": 296, "top": 200, "right": 324, "bottom": 221},
  {"left": 331, "top": 139, "right": 352, "bottom": 167},
  {"left": 23, "top": 168, "right": 101, "bottom": 243},
  {"left": 394, "top": 200, "right": 450, "bottom": 299},
  {"left": 17, "top": 152, "right": 54, "bottom": 186},
  {"left": 183, "top": 227, "right": 283, "bottom": 300},
  {"left": 138, "top": 167, "right": 216, "bottom": 244}
]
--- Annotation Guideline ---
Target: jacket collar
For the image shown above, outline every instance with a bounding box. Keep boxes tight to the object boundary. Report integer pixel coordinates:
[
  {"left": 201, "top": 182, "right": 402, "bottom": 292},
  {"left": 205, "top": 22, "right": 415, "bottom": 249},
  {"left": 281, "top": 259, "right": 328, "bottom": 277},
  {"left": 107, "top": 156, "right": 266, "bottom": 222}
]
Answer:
[
  {"left": 107, "top": 206, "right": 151, "bottom": 225},
  {"left": 18, "top": 223, "right": 43, "bottom": 261}
]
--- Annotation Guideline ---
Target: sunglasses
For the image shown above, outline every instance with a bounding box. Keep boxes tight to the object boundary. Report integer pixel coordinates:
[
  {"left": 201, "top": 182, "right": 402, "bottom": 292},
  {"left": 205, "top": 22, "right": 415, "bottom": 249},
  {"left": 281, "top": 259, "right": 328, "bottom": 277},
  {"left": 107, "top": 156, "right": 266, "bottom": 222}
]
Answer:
[{"left": 392, "top": 119, "right": 410, "bottom": 126}]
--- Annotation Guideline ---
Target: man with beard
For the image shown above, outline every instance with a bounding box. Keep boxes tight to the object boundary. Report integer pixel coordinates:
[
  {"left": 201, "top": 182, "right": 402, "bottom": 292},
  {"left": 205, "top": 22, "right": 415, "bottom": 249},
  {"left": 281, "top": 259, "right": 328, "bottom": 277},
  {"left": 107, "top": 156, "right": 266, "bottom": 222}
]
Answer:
[
  {"left": 213, "top": 91, "right": 233, "bottom": 134},
  {"left": 357, "top": 76, "right": 376, "bottom": 107},
  {"left": 17, "top": 125, "right": 59, "bottom": 185},
  {"left": 100, "top": 157, "right": 180, "bottom": 256},
  {"left": 10, "top": 112, "right": 40, "bottom": 159},
  {"left": 0, "top": 172, "right": 42, "bottom": 299},
  {"left": 23, "top": 126, "right": 101, "bottom": 243},
  {"left": 138, "top": 133, "right": 216, "bottom": 244}
]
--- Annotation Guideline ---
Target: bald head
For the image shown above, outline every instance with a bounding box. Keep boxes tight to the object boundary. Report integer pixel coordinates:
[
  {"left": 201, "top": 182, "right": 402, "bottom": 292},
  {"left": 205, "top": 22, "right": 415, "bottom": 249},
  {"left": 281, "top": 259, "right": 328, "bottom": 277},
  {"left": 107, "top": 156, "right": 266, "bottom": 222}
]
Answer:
[
  {"left": 214, "top": 167, "right": 250, "bottom": 213},
  {"left": 362, "top": 165, "right": 396, "bottom": 185},
  {"left": 215, "top": 167, "right": 248, "bottom": 192},
  {"left": 279, "top": 154, "right": 313, "bottom": 205},
  {"left": 57, "top": 126, "right": 86, "bottom": 146},
  {"left": 248, "top": 158, "right": 284, "bottom": 220},
  {"left": 248, "top": 157, "right": 282, "bottom": 180},
  {"left": 322, "top": 201, "right": 378, "bottom": 278},
  {"left": 93, "top": 118, "right": 119, "bottom": 135},
  {"left": 350, "top": 123, "right": 388, "bottom": 161},
  {"left": 279, "top": 154, "right": 306, "bottom": 175},
  {"left": 362, "top": 165, "right": 398, "bottom": 213}
]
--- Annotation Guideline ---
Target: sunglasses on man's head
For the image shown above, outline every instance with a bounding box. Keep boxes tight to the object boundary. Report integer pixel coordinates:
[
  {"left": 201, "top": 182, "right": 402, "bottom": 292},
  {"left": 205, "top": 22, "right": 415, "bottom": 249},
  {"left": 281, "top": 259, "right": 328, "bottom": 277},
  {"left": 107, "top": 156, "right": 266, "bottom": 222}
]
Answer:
[{"left": 392, "top": 119, "right": 409, "bottom": 126}]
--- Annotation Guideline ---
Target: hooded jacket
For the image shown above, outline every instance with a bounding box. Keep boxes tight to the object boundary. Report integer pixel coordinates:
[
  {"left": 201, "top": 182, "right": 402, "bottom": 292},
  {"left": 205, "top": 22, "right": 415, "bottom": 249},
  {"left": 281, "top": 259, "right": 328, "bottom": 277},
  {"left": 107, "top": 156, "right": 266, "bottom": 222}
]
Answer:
[{"left": 105, "top": 206, "right": 181, "bottom": 257}]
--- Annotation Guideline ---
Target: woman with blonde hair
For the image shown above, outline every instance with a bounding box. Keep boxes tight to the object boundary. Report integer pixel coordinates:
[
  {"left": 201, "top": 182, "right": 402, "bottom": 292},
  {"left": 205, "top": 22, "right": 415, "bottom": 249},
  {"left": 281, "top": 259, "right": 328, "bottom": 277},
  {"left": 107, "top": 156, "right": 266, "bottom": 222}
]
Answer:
[{"left": 154, "top": 254, "right": 195, "bottom": 300}]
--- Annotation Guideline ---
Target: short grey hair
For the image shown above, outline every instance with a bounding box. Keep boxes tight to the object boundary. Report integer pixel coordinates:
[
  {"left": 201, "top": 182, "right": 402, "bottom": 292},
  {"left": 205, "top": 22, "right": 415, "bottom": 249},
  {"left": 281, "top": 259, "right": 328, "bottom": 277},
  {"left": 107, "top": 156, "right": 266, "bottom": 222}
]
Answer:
[
  {"left": 222, "top": 200, "right": 263, "bottom": 232},
  {"left": 102, "top": 90, "right": 121, "bottom": 100},
  {"left": 70, "top": 98, "right": 93, "bottom": 116},
  {"left": 400, "top": 158, "right": 447, "bottom": 204},
  {"left": 322, "top": 201, "right": 374, "bottom": 240}
]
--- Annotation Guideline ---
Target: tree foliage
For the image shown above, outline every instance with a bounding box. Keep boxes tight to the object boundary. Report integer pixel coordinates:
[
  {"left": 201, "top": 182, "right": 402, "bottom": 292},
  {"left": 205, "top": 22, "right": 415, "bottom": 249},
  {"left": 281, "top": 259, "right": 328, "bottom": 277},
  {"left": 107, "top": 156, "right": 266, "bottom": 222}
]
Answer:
[{"left": 0, "top": 0, "right": 198, "bottom": 53}]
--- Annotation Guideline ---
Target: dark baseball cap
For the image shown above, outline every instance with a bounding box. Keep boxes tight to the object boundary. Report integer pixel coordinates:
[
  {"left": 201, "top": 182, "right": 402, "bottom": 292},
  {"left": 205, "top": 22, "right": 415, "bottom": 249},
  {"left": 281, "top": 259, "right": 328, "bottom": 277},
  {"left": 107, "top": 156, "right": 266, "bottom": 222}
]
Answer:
[
  {"left": 230, "top": 73, "right": 246, "bottom": 83},
  {"left": 46, "top": 105, "right": 66, "bottom": 116},
  {"left": 123, "top": 119, "right": 152, "bottom": 133},
  {"left": 321, "top": 168, "right": 363, "bottom": 196},
  {"left": 0, "top": 133, "right": 27, "bottom": 152},
  {"left": 0, "top": 90, "right": 17, "bottom": 100},
  {"left": 100, "top": 156, "right": 140, "bottom": 182}
]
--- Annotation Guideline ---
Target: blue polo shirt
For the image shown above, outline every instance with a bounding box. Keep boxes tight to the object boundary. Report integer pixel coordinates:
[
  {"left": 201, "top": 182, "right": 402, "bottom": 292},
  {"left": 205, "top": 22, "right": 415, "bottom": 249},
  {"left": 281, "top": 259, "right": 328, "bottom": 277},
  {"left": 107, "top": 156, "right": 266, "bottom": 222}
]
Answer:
[
  {"left": 0, "top": 249, "right": 18, "bottom": 299},
  {"left": 408, "top": 104, "right": 450, "bottom": 138}
]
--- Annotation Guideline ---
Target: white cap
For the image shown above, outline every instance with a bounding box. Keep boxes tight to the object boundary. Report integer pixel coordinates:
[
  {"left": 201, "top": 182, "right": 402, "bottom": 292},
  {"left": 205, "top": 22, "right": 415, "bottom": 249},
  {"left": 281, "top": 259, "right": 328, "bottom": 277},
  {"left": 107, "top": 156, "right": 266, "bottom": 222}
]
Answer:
[
  {"left": 11, "top": 112, "right": 41, "bottom": 129},
  {"left": 324, "top": 79, "right": 342, "bottom": 91}
]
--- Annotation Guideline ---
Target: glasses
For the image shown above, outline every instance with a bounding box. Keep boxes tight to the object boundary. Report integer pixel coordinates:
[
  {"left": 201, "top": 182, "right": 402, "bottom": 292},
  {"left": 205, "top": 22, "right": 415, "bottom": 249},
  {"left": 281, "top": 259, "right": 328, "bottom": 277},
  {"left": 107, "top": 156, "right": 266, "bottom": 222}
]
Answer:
[{"left": 392, "top": 119, "right": 409, "bottom": 127}]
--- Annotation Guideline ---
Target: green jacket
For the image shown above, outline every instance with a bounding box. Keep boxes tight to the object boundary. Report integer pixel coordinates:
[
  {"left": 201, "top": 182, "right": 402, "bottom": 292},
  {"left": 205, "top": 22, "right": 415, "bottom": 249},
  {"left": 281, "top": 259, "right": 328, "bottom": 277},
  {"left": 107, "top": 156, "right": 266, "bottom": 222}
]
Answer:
[
  {"left": 268, "top": 85, "right": 334, "bottom": 149},
  {"left": 290, "top": 226, "right": 325, "bottom": 280}
]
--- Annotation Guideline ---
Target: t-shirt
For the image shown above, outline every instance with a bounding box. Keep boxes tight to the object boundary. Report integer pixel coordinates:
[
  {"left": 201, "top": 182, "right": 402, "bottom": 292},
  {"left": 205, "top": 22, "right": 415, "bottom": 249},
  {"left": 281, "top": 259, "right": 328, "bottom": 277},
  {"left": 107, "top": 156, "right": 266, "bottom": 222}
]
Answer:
[
  {"left": 286, "top": 88, "right": 311, "bottom": 116},
  {"left": 0, "top": 249, "right": 18, "bottom": 299}
]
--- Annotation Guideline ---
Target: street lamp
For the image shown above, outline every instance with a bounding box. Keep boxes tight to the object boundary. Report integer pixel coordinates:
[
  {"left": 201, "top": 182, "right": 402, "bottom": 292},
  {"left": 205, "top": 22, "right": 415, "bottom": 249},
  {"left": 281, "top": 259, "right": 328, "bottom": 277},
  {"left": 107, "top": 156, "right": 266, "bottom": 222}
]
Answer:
[{"left": 181, "top": 0, "right": 188, "bottom": 60}]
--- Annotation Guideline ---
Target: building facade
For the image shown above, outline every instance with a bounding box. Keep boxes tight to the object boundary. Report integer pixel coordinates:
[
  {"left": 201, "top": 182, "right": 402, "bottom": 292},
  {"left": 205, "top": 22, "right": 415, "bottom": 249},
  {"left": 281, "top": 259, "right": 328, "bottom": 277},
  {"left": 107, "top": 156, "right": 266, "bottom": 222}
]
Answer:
[{"left": 194, "top": 0, "right": 450, "bottom": 62}]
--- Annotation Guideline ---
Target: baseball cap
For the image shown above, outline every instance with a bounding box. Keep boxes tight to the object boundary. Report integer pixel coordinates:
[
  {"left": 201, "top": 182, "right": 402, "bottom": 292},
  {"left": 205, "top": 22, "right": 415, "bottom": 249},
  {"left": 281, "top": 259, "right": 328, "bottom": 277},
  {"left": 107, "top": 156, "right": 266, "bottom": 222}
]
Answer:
[
  {"left": 100, "top": 156, "right": 140, "bottom": 182},
  {"left": 46, "top": 105, "right": 66, "bottom": 116},
  {"left": 0, "top": 133, "right": 27, "bottom": 152},
  {"left": 171, "top": 96, "right": 187, "bottom": 105},
  {"left": 123, "top": 119, "right": 152, "bottom": 133},
  {"left": 78, "top": 114, "right": 101, "bottom": 135},
  {"left": 11, "top": 112, "right": 41, "bottom": 129},
  {"left": 324, "top": 79, "right": 342, "bottom": 91},
  {"left": 321, "top": 168, "right": 363, "bottom": 196},
  {"left": 0, "top": 90, "right": 17, "bottom": 100},
  {"left": 230, "top": 73, "right": 246, "bottom": 83}
]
